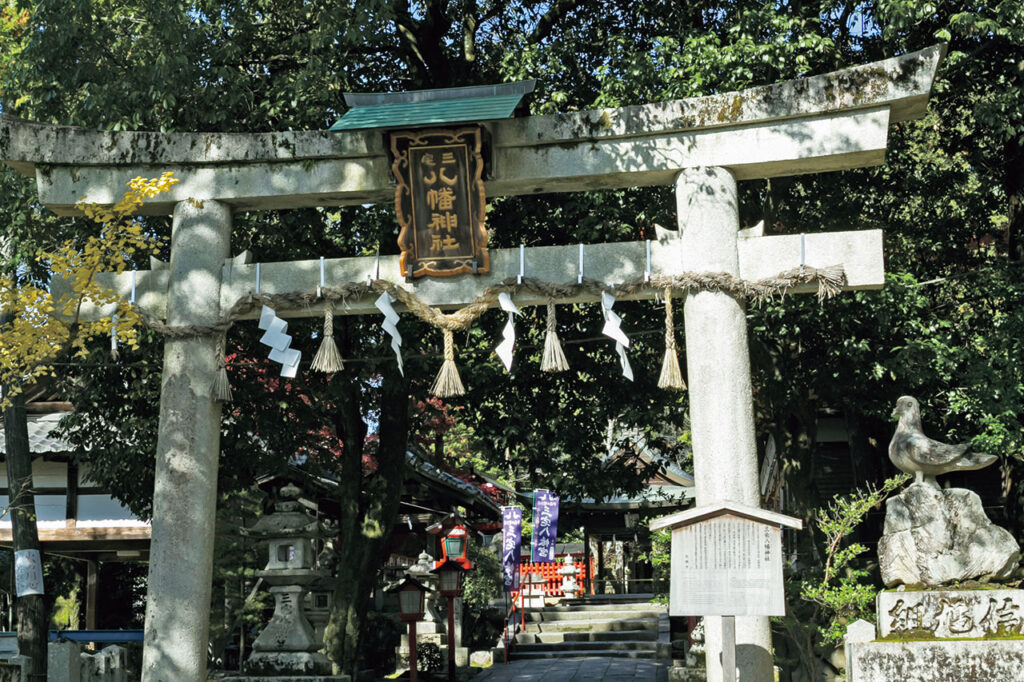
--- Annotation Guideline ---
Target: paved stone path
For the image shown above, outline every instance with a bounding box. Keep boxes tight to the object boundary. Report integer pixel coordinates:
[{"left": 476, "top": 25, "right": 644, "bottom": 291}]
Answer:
[{"left": 470, "top": 657, "right": 670, "bottom": 681}]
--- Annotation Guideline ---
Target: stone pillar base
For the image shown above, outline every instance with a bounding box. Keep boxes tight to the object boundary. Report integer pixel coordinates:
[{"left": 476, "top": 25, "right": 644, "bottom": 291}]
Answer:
[
  {"left": 846, "top": 589, "right": 1024, "bottom": 682},
  {"left": 669, "top": 667, "right": 707, "bottom": 682},
  {"left": 847, "top": 639, "right": 1024, "bottom": 681},
  {"left": 242, "top": 650, "right": 333, "bottom": 677}
]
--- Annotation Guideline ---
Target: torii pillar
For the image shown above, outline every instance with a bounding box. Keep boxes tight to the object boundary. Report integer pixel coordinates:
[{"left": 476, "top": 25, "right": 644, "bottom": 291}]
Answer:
[
  {"left": 678, "top": 166, "right": 770, "bottom": 678},
  {"left": 142, "top": 200, "right": 233, "bottom": 680}
]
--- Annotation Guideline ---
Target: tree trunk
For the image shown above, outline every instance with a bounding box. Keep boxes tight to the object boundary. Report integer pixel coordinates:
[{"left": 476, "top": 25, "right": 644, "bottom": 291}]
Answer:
[
  {"left": 1005, "top": 136, "right": 1023, "bottom": 261},
  {"left": 323, "top": 362, "right": 410, "bottom": 676},
  {"left": 1, "top": 341, "right": 48, "bottom": 680}
]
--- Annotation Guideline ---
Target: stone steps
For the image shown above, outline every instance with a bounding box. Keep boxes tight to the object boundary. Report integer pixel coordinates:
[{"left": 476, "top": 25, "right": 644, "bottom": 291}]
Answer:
[
  {"left": 531, "top": 598, "right": 657, "bottom": 612},
  {"left": 516, "top": 629, "right": 657, "bottom": 645},
  {"left": 515, "top": 640, "right": 658, "bottom": 654},
  {"left": 522, "top": 616, "right": 660, "bottom": 634},
  {"left": 572, "top": 593, "right": 656, "bottom": 605},
  {"left": 523, "top": 608, "right": 664, "bottom": 622},
  {"left": 509, "top": 598, "right": 668, "bottom": 663},
  {"left": 510, "top": 649, "right": 659, "bottom": 660}
]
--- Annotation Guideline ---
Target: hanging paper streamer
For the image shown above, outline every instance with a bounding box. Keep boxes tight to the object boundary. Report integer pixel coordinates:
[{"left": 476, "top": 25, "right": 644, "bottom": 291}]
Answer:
[
  {"left": 601, "top": 291, "right": 633, "bottom": 381},
  {"left": 531, "top": 490, "right": 560, "bottom": 563},
  {"left": 375, "top": 292, "right": 404, "bottom": 376},
  {"left": 541, "top": 299, "right": 569, "bottom": 372},
  {"left": 658, "top": 288, "right": 686, "bottom": 390},
  {"left": 494, "top": 292, "right": 521, "bottom": 372},
  {"left": 257, "top": 305, "right": 301, "bottom": 378},
  {"left": 501, "top": 506, "right": 523, "bottom": 592},
  {"left": 14, "top": 549, "right": 44, "bottom": 596}
]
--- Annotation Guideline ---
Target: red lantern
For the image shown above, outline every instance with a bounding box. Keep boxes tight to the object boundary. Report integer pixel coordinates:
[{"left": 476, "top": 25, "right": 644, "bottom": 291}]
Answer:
[
  {"left": 433, "top": 559, "right": 467, "bottom": 599},
  {"left": 441, "top": 524, "right": 467, "bottom": 562},
  {"left": 386, "top": 574, "right": 432, "bottom": 682},
  {"left": 396, "top": 577, "right": 428, "bottom": 623}
]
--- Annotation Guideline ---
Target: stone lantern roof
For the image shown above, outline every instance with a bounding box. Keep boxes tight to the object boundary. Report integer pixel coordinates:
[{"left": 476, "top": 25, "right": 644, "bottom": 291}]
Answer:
[{"left": 241, "top": 483, "right": 326, "bottom": 539}]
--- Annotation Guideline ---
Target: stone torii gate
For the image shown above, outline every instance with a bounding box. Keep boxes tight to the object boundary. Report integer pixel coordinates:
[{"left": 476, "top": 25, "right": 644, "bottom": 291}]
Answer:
[{"left": 0, "top": 45, "right": 943, "bottom": 682}]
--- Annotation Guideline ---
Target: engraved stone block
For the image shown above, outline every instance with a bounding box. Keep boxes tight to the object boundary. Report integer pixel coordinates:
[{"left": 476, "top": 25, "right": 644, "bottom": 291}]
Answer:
[{"left": 877, "top": 589, "right": 1024, "bottom": 639}]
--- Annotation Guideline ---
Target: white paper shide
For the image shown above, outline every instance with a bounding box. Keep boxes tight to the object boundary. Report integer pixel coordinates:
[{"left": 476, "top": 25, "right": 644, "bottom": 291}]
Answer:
[{"left": 15, "top": 549, "right": 44, "bottom": 597}]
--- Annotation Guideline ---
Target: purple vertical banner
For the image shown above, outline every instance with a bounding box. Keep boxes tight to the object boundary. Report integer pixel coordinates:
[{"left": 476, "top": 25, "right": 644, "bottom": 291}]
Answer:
[
  {"left": 531, "top": 490, "right": 560, "bottom": 563},
  {"left": 501, "top": 506, "right": 523, "bottom": 592}
]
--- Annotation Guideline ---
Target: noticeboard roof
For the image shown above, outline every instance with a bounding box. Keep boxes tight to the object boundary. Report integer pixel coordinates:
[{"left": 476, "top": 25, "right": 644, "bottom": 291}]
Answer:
[
  {"left": 650, "top": 500, "right": 803, "bottom": 532},
  {"left": 330, "top": 80, "right": 536, "bottom": 132}
]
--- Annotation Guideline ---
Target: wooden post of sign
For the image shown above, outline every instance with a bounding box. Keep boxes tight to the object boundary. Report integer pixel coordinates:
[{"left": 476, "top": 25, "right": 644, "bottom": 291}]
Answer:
[{"left": 722, "top": 615, "right": 737, "bottom": 682}]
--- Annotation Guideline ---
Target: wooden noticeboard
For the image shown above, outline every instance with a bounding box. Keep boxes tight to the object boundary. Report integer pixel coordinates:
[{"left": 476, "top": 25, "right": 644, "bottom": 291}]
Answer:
[
  {"left": 651, "top": 501, "right": 803, "bottom": 618},
  {"left": 391, "top": 127, "right": 489, "bottom": 278},
  {"left": 670, "top": 515, "right": 785, "bottom": 616}
]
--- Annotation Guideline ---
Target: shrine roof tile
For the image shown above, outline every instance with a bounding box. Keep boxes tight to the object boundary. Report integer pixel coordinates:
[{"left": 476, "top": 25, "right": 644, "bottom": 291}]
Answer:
[
  {"left": 0, "top": 413, "right": 69, "bottom": 457},
  {"left": 329, "top": 93, "right": 526, "bottom": 132}
]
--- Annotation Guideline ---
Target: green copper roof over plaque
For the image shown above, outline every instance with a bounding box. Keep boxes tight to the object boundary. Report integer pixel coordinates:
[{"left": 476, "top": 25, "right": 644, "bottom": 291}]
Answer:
[{"left": 330, "top": 81, "right": 535, "bottom": 132}]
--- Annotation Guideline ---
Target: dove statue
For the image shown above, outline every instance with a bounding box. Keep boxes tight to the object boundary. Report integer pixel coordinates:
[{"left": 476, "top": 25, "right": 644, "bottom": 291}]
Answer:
[{"left": 889, "top": 395, "right": 996, "bottom": 488}]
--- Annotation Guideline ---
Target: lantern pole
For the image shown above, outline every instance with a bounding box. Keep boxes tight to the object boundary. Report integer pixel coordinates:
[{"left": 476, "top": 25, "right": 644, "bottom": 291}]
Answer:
[
  {"left": 446, "top": 591, "right": 456, "bottom": 681},
  {"left": 408, "top": 620, "right": 419, "bottom": 682},
  {"left": 387, "top": 574, "right": 429, "bottom": 682}
]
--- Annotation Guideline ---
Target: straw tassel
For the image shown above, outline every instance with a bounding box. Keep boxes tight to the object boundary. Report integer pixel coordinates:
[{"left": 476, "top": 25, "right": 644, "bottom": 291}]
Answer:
[
  {"left": 431, "top": 328, "right": 465, "bottom": 397},
  {"left": 658, "top": 288, "right": 686, "bottom": 391},
  {"left": 310, "top": 303, "right": 344, "bottom": 374},
  {"left": 541, "top": 299, "right": 569, "bottom": 372},
  {"left": 212, "top": 338, "right": 233, "bottom": 402}
]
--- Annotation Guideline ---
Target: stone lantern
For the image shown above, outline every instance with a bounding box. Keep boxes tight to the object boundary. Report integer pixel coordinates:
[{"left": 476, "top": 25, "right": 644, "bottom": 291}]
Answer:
[
  {"left": 409, "top": 551, "right": 444, "bottom": 626},
  {"left": 240, "top": 482, "right": 338, "bottom": 678},
  {"left": 557, "top": 555, "right": 579, "bottom": 599}
]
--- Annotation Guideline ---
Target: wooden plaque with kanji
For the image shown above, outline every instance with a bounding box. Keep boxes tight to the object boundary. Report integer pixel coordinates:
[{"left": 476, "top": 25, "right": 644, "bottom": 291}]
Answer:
[{"left": 391, "top": 127, "right": 489, "bottom": 278}]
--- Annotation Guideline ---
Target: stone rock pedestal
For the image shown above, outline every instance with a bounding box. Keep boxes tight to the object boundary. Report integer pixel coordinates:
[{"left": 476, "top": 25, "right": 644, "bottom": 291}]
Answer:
[
  {"left": 879, "top": 483, "right": 1020, "bottom": 587},
  {"left": 845, "top": 589, "right": 1024, "bottom": 681}
]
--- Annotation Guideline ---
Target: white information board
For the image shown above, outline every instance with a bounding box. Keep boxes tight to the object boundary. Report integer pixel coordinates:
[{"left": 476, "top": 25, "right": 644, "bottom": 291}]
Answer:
[
  {"left": 669, "top": 515, "right": 785, "bottom": 617},
  {"left": 14, "top": 549, "right": 44, "bottom": 597}
]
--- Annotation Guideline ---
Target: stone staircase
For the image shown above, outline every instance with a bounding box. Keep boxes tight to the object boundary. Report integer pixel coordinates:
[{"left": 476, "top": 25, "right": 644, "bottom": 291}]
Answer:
[{"left": 510, "top": 594, "right": 670, "bottom": 661}]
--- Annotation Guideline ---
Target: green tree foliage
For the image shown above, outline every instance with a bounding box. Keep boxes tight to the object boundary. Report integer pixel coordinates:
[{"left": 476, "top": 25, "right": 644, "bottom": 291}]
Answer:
[{"left": 798, "top": 474, "right": 909, "bottom": 644}]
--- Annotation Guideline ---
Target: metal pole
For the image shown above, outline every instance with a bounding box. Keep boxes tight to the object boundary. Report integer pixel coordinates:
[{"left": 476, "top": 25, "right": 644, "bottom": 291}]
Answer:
[
  {"left": 722, "top": 615, "right": 737, "bottom": 682},
  {"left": 520, "top": 580, "right": 526, "bottom": 632},
  {"left": 503, "top": 592, "right": 509, "bottom": 664},
  {"left": 408, "top": 620, "right": 418, "bottom": 682},
  {"left": 447, "top": 596, "right": 456, "bottom": 680},
  {"left": 583, "top": 527, "right": 592, "bottom": 594}
]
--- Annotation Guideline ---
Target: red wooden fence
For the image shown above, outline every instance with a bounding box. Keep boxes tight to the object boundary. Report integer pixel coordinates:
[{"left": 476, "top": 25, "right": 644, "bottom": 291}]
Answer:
[{"left": 516, "top": 558, "right": 594, "bottom": 597}]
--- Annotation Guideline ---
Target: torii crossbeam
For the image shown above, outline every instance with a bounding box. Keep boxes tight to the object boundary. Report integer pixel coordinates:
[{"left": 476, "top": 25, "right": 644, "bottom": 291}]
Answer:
[{"left": 0, "top": 44, "right": 944, "bottom": 682}]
